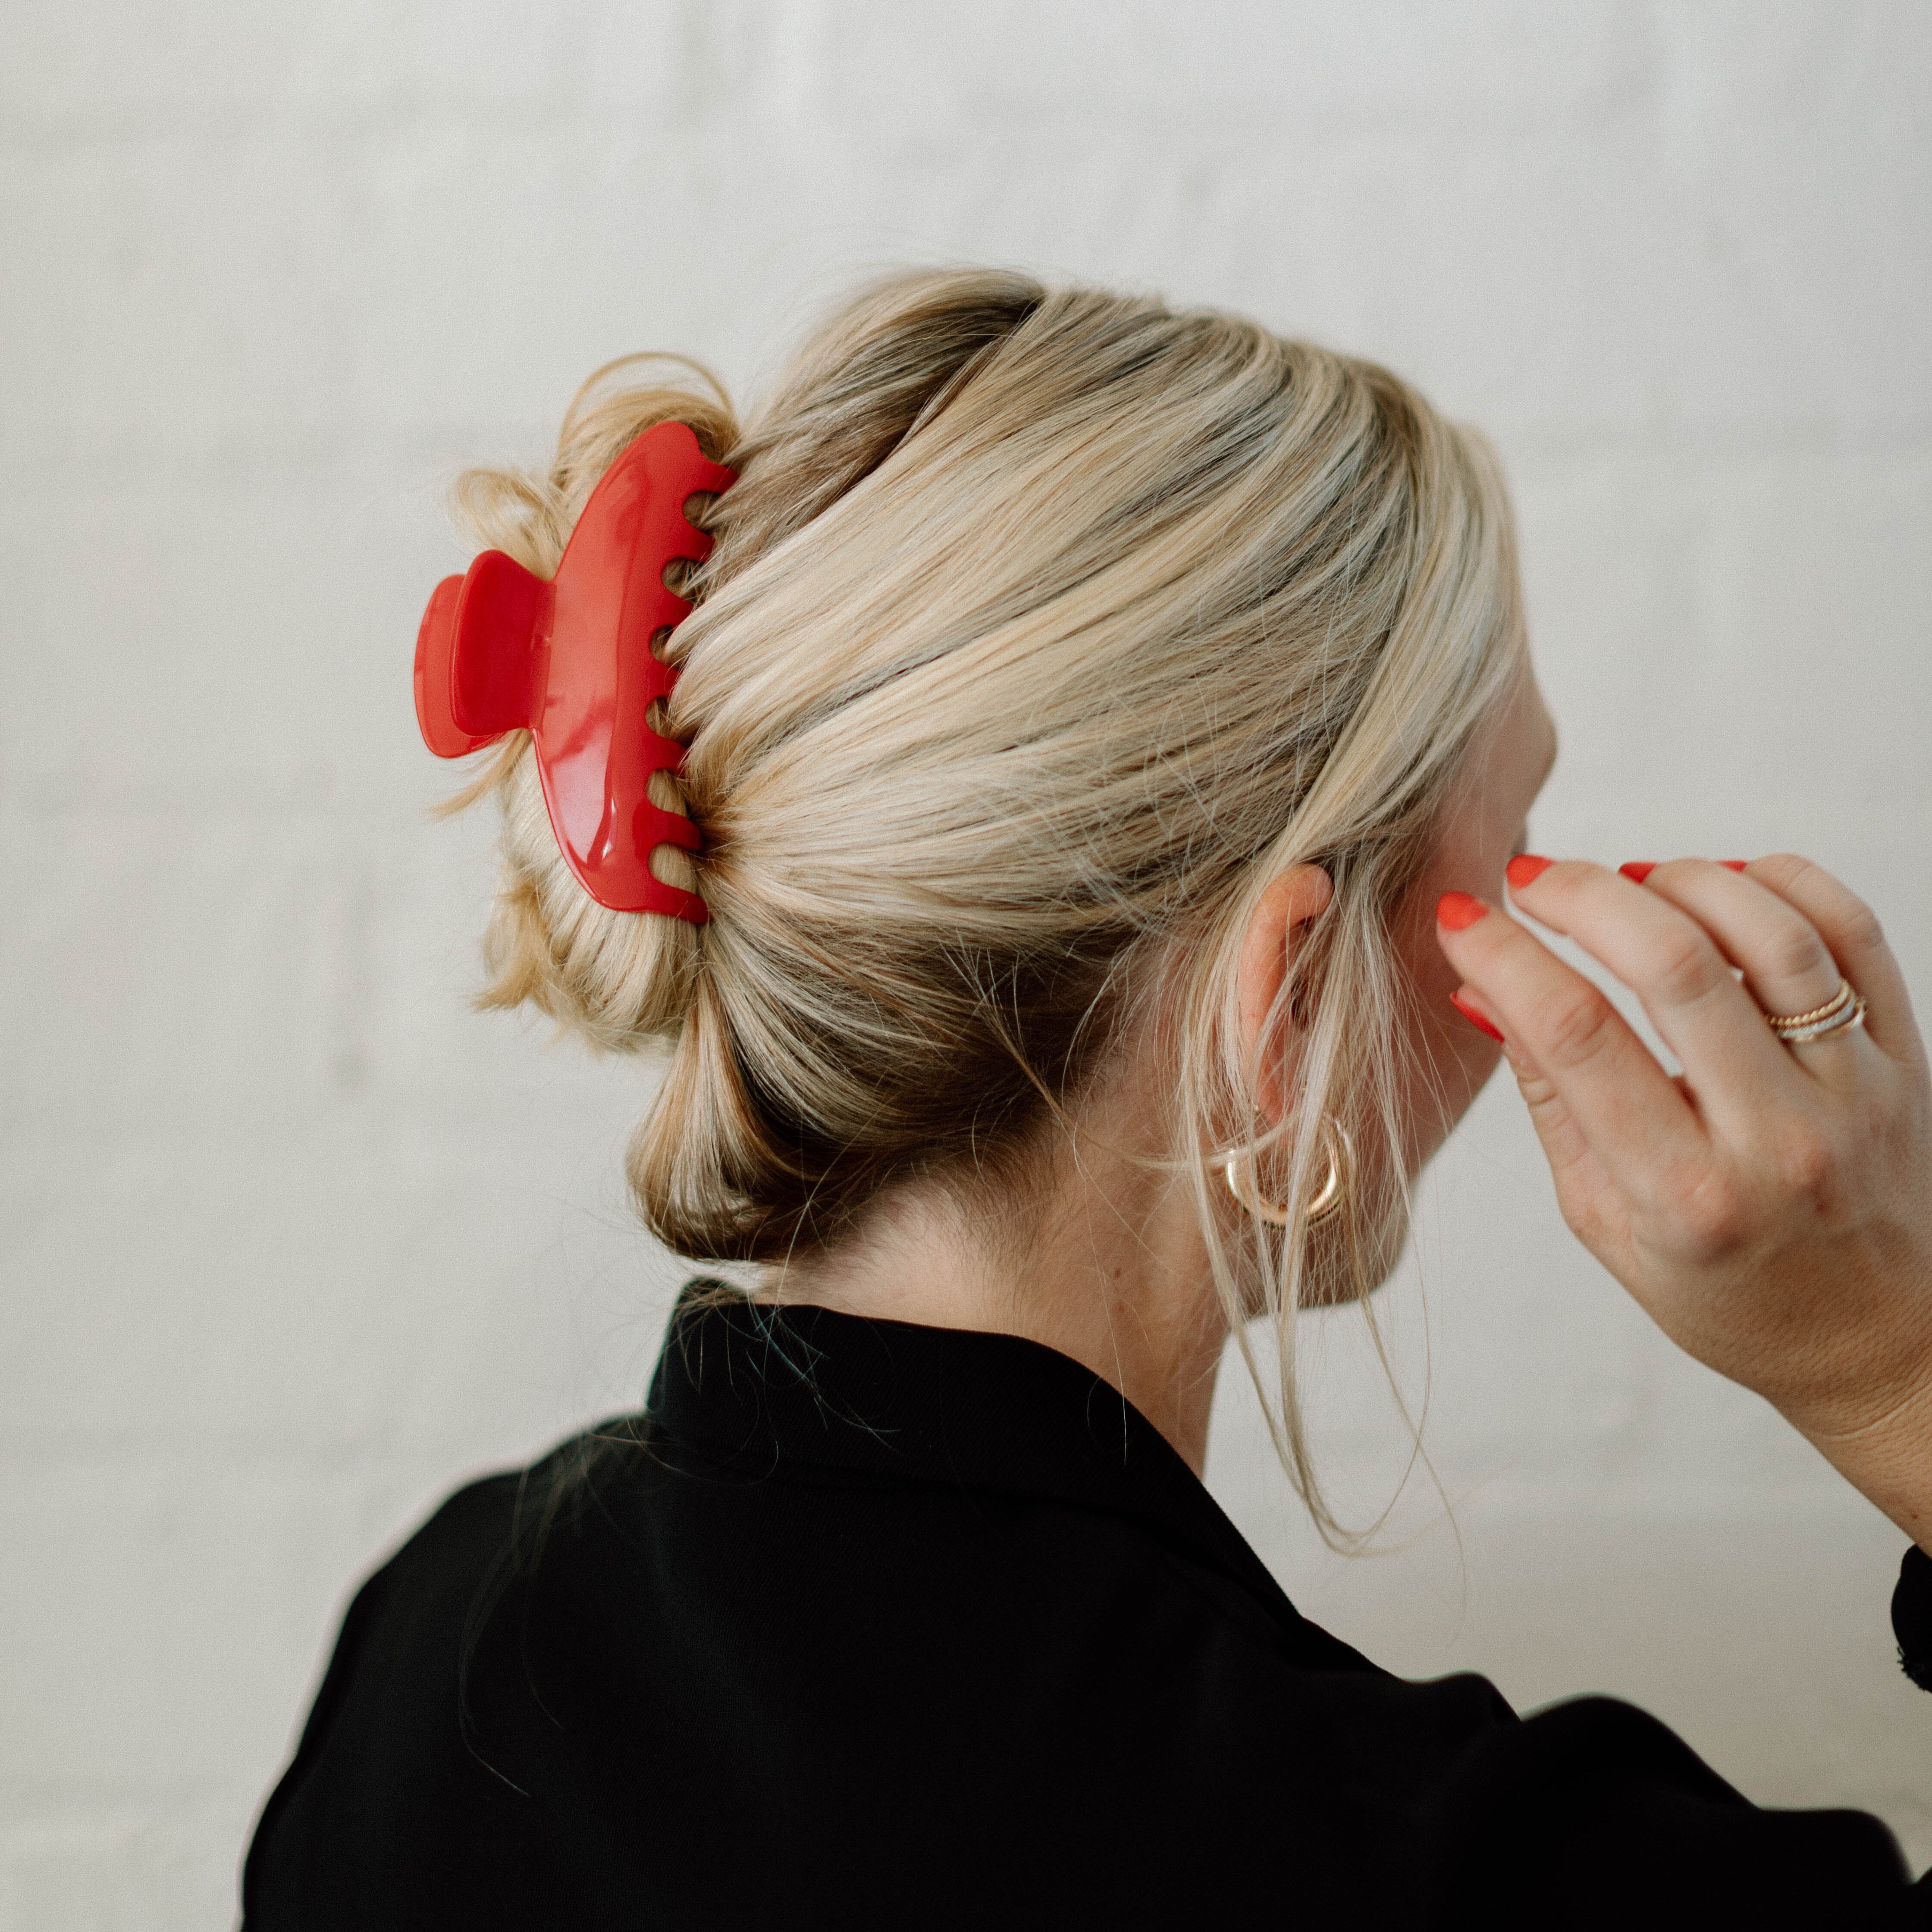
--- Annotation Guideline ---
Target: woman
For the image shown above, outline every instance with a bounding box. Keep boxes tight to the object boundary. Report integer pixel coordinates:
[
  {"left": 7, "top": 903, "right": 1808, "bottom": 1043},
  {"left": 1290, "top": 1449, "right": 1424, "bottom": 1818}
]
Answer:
[{"left": 243, "top": 270, "right": 1932, "bottom": 1926}]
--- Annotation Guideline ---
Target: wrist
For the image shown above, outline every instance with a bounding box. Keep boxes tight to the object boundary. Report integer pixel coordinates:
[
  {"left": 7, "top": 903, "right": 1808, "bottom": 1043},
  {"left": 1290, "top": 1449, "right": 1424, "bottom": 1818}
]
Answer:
[{"left": 1787, "top": 1371, "right": 1932, "bottom": 1556}]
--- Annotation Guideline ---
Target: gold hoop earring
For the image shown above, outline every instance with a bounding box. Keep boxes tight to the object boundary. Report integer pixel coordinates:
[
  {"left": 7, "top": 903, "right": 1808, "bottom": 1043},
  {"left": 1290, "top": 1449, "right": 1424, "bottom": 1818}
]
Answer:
[{"left": 1223, "top": 1120, "right": 1352, "bottom": 1229}]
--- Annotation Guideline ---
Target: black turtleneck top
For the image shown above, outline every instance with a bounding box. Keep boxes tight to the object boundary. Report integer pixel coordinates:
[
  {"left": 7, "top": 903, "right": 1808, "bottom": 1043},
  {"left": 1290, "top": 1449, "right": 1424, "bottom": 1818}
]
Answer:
[{"left": 242, "top": 1286, "right": 1932, "bottom": 1928}]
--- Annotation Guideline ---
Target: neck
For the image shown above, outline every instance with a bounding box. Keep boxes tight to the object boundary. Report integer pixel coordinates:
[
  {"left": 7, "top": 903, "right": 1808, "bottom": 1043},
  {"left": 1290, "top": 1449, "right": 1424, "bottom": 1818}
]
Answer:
[{"left": 764, "top": 1082, "right": 1229, "bottom": 1476}]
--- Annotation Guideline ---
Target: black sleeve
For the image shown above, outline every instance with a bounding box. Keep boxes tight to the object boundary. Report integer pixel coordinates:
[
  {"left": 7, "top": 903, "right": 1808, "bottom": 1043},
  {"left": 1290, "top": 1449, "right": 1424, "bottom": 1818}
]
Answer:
[
  {"left": 239, "top": 1475, "right": 565, "bottom": 1932},
  {"left": 1894, "top": 1544, "right": 1932, "bottom": 1692},
  {"left": 1403, "top": 1546, "right": 1932, "bottom": 1924},
  {"left": 1414, "top": 1693, "right": 1929, "bottom": 1928}
]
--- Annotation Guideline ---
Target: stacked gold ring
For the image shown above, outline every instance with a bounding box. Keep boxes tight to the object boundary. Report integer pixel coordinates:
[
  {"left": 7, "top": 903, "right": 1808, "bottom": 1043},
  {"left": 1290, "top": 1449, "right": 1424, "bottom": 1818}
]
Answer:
[{"left": 1766, "top": 978, "right": 1867, "bottom": 1044}]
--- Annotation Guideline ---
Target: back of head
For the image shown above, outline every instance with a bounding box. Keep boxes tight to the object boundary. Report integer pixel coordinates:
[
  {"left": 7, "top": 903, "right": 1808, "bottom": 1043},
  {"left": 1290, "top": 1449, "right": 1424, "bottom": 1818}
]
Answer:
[{"left": 448, "top": 267, "right": 1524, "bottom": 1492}]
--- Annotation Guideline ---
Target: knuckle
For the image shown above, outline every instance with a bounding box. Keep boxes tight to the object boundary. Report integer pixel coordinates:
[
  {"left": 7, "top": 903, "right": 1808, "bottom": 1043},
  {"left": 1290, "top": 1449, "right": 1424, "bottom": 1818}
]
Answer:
[
  {"left": 1764, "top": 918, "right": 1831, "bottom": 985},
  {"left": 1535, "top": 988, "right": 1620, "bottom": 1072},
  {"left": 1513, "top": 1066, "right": 1560, "bottom": 1108},
  {"left": 1772, "top": 1127, "right": 1836, "bottom": 1199},
  {"left": 1649, "top": 931, "right": 1727, "bottom": 1008},
  {"left": 1841, "top": 900, "right": 1885, "bottom": 957},
  {"left": 1757, "top": 851, "right": 1814, "bottom": 892},
  {"left": 1762, "top": 853, "right": 1886, "bottom": 951},
  {"left": 1672, "top": 1171, "right": 1747, "bottom": 1255}
]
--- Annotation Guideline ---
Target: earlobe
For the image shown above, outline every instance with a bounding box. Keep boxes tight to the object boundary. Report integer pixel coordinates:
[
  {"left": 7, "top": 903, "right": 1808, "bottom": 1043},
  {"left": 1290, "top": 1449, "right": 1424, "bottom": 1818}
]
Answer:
[{"left": 1236, "top": 863, "right": 1335, "bottom": 1124}]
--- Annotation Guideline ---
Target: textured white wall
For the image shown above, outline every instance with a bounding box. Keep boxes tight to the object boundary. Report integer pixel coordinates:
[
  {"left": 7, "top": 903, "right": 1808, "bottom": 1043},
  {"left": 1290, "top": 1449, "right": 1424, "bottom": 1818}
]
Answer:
[{"left": 3, "top": 2, "right": 1930, "bottom": 1922}]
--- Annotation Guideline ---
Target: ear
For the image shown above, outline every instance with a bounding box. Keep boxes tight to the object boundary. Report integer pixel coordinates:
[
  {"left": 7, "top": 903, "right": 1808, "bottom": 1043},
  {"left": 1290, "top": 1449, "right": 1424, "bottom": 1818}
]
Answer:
[{"left": 1236, "top": 864, "right": 1335, "bottom": 1126}]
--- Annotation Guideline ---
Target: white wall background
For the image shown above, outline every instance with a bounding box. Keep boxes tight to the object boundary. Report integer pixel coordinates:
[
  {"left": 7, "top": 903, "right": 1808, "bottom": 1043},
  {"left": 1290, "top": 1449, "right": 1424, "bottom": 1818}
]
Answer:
[{"left": 3, "top": 2, "right": 1930, "bottom": 1922}]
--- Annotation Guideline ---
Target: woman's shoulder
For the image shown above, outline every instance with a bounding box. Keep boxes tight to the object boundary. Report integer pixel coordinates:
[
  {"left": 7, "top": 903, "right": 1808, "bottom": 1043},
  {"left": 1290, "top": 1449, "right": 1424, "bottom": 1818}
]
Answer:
[
  {"left": 241, "top": 1418, "right": 652, "bottom": 1928},
  {"left": 379, "top": 1414, "right": 652, "bottom": 1593},
  {"left": 290, "top": 1416, "right": 649, "bottom": 1668},
  {"left": 244, "top": 1409, "right": 1932, "bottom": 1929}
]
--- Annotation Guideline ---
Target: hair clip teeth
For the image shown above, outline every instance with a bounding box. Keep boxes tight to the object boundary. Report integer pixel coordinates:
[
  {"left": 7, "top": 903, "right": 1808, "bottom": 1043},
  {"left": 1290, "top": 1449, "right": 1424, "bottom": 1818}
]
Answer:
[{"left": 414, "top": 420, "right": 737, "bottom": 922}]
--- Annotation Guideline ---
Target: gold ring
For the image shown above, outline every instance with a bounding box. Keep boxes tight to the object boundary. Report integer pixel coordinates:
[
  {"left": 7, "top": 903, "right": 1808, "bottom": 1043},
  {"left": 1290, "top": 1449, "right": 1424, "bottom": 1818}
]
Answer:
[
  {"left": 1767, "top": 981, "right": 1855, "bottom": 1032},
  {"left": 1766, "top": 978, "right": 1866, "bottom": 1044}
]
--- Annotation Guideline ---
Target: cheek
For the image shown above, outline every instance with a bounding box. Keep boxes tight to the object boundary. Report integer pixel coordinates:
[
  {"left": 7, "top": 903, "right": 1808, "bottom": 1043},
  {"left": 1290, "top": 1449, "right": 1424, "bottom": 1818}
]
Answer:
[
  {"left": 1393, "top": 851, "right": 1471, "bottom": 1010},
  {"left": 1407, "top": 913, "right": 1464, "bottom": 1007},
  {"left": 1388, "top": 864, "right": 1507, "bottom": 1160}
]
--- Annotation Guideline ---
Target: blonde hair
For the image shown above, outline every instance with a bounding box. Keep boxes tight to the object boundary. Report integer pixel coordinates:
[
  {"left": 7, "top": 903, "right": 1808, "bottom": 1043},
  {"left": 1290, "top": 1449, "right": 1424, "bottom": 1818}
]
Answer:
[{"left": 446, "top": 269, "right": 1525, "bottom": 1528}]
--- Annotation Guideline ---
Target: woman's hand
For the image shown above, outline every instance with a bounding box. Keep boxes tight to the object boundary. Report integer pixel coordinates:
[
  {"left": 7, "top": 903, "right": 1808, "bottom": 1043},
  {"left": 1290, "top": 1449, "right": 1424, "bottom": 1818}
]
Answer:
[{"left": 1436, "top": 853, "right": 1932, "bottom": 1550}]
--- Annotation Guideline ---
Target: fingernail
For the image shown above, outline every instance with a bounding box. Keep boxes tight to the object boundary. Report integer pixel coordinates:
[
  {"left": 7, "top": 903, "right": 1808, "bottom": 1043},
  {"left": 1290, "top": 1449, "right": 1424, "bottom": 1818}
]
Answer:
[
  {"left": 1721, "top": 859, "right": 1747, "bottom": 872},
  {"left": 1505, "top": 853, "right": 1554, "bottom": 890},
  {"left": 1437, "top": 891, "right": 1490, "bottom": 931},
  {"left": 1449, "top": 989, "right": 1505, "bottom": 1044},
  {"left": 1618, "top": 861, "right": 1657, "bottom": 884}
]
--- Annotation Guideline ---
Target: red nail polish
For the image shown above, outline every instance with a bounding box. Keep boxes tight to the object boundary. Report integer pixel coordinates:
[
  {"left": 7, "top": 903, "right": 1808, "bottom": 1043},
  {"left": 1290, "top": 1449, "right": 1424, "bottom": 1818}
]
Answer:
[
  {"left": 1618, "top": 862, "right": 1656, "bottom": 884},
  {"left": 1720, "top": 859, "right": 1747, "bottom": 872},
  {"left": 1505, "top": 853, "right": 1553, "bottom": 890},
  {"left": 1449, "top": 990, "right": 1505, "bottom": 1044},
  {"left": 1437, "top": 891, "right": 1489, "bottom": 931}
]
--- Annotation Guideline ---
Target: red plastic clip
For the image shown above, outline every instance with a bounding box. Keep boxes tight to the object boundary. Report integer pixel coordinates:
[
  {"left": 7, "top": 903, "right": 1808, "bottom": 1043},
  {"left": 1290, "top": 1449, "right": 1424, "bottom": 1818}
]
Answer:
[{"left": 414, "top": 420, "right": 736, "bottom": 923}]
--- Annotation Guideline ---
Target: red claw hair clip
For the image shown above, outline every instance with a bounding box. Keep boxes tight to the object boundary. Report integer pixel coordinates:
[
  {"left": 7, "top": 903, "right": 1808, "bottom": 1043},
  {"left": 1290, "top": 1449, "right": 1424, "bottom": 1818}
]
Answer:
[{"left": 413, "top": 420, "right": 736, "bottom": 924}]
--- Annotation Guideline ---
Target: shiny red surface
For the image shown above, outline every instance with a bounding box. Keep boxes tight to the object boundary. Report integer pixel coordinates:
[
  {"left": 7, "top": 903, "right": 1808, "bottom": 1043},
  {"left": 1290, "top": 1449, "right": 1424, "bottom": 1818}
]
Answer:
[{"left": 413, "top": 421, "right": 736, "bottom": 921}]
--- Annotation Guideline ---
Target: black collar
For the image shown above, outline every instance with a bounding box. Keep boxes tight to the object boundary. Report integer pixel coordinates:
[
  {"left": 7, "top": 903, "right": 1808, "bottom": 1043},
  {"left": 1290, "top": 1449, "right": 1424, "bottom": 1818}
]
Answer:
[{"left": 648, "top": 1283, "right": 1377, "bottom": 1675}]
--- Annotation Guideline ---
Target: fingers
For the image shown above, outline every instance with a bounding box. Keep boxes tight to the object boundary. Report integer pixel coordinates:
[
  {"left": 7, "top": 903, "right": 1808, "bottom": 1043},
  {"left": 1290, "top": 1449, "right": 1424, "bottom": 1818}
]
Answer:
[
  {"left": 1622, "top": 853, "right": 1921, "bottom": 1073},
  {"left": 1624, "top": 858, "right": 1885, "bottom": 1091},
  {"left": 1628, "top": 859, "right": 1842, "bottom": 1022},
  {"left": 1634, "top": 858, "right": 1890, "bottom": 1076},
  {"left": 1436, "top": 888, "right": 1707, "bottom": 1192},
  {"left": 1746, "top": 854, "right": 1926, "bottom": 1070},
  {"left": 1495, "top": 1023, "right": 1632, "bottom": 1256},
  {"left": 1496, "top": 858, "right": 1798, "bottom": 1138}
]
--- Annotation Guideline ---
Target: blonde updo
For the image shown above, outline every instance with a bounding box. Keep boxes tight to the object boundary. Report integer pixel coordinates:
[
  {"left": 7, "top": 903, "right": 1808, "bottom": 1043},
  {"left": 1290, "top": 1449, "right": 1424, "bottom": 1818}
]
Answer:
[{"left": 447, "top": 268, "right": 1524, "bottom": 1516}]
